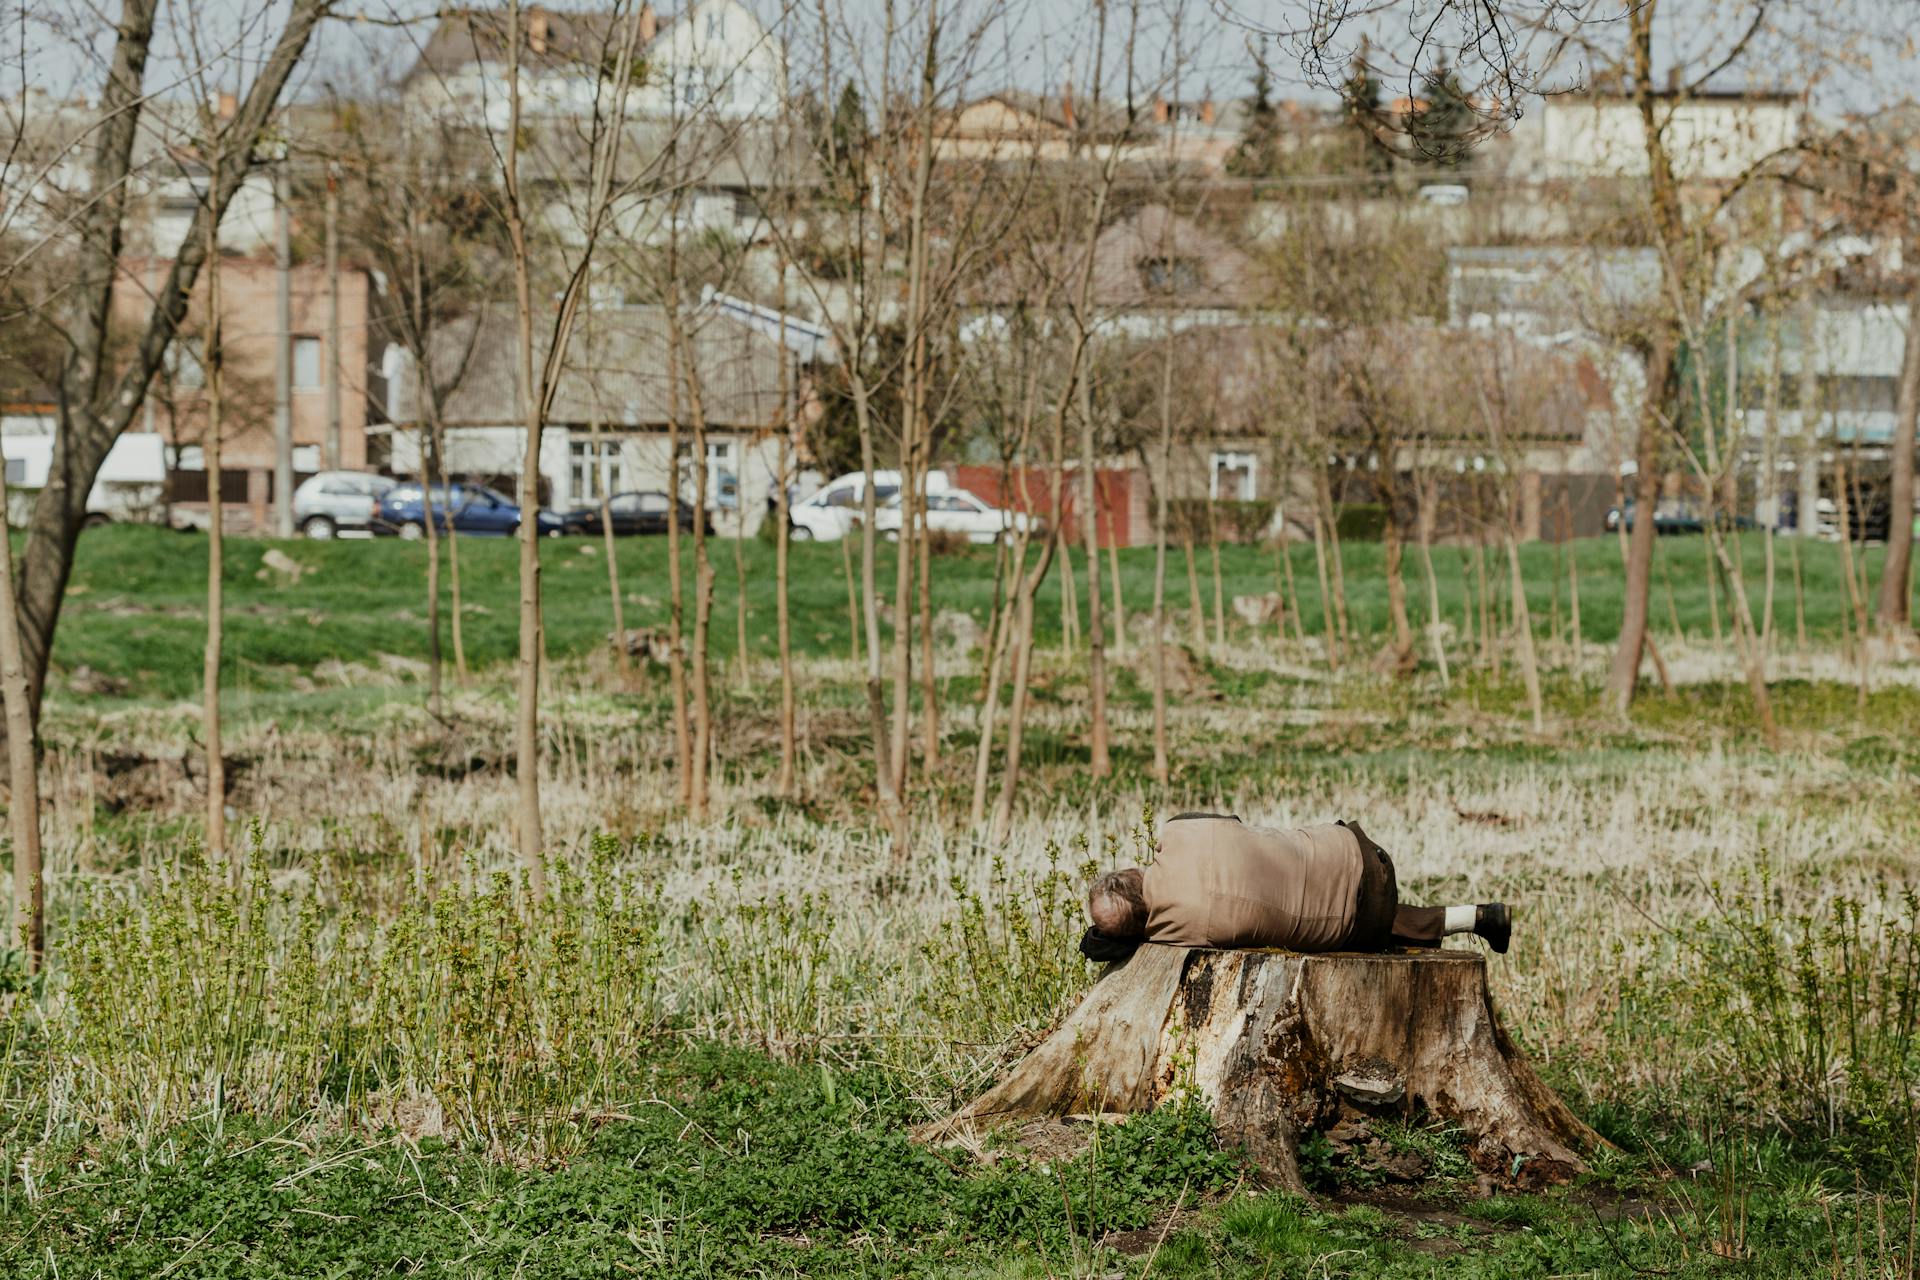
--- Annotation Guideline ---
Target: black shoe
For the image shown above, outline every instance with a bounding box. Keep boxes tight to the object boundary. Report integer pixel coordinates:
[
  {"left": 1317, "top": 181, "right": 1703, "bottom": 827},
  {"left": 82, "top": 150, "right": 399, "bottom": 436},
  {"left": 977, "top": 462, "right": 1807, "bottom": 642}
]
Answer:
[{"left": 1475, "top": 904, "right": 1511, "bottom": 954}]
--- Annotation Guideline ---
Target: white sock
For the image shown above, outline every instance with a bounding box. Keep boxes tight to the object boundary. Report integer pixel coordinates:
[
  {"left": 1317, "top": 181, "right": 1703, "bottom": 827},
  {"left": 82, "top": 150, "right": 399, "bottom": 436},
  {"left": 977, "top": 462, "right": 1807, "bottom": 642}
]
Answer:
[{"left": 1443, "top": 904, "right": 1478, "bottom": 935}]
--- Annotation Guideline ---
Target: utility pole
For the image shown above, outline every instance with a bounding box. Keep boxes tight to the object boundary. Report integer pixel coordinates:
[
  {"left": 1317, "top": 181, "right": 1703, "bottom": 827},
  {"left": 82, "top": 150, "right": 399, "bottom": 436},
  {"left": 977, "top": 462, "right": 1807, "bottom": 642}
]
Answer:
[
  {"left": 274, "top": 165, "right": 294, "bottom": 536},
  {"left": 325, "top": 162, "right": 341, "bottom": 471}
]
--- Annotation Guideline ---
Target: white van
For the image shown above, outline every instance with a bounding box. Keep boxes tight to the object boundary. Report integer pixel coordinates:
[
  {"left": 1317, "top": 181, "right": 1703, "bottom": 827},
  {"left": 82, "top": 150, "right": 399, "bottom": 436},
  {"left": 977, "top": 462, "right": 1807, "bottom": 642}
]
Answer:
[
  {"left": 789, "top": 469, "right": 951, "bottom": 541},
  {"left": 3, "top": 424, "right": 167, "bottom": 527}
]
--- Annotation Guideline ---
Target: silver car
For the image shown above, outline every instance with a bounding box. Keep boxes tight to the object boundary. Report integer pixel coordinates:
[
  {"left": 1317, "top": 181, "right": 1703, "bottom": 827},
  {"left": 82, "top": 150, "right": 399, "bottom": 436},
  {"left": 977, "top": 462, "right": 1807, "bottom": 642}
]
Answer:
[{"left": 293, "top": 470, "right": 397, "bottom": 539}]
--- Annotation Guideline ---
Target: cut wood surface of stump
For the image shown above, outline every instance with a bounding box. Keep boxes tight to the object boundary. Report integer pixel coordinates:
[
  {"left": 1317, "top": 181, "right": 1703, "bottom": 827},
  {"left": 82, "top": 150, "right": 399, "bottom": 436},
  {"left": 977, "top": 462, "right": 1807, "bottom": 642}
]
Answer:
[{"left": 922, "top": 945, "right": 1604, "bottom": 1196}]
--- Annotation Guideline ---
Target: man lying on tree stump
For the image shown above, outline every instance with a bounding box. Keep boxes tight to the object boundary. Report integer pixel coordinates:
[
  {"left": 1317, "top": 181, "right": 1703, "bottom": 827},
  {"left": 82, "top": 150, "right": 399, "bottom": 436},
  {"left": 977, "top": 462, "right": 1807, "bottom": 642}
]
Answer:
[{"left": 1080, "top": 813, "right": 1510, "bottom": 962}]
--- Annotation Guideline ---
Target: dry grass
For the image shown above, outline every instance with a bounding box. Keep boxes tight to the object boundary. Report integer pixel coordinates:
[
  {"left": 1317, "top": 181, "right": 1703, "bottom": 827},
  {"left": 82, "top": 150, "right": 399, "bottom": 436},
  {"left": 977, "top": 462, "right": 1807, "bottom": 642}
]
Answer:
[{"left": 7, "top": 638, "right": 1920, "bottom": 1170}]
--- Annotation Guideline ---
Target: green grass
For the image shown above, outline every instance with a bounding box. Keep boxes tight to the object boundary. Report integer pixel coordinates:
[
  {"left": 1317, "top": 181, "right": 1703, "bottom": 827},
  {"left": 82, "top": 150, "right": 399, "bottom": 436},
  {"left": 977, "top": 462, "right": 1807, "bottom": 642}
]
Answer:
[
  {"left": 1, "top": 1041, "right": 1889, "bottom": 1279},
  {"left": 51, "top": 525, "right": 1894, "bottom": 701}
]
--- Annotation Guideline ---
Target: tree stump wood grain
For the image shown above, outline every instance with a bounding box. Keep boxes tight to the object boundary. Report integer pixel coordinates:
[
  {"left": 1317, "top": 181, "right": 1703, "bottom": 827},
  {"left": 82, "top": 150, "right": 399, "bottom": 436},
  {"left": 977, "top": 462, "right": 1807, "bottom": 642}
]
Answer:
[{"left": 922, "top": 946, "right": 1605, "bottom": 1195}]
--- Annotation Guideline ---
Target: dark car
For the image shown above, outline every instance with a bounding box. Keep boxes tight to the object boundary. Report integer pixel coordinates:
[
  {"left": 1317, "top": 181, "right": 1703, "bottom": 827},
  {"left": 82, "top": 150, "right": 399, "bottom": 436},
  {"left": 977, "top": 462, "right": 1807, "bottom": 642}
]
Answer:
[
  {"left": 570, "top": 491, "right": 709, "bottom": 536},
  {"left": 1605, "top": 501, "right": 1755, "bottom": 536},
  {"left": 379, "top": 482, "right": 586, "bottom": 538}
]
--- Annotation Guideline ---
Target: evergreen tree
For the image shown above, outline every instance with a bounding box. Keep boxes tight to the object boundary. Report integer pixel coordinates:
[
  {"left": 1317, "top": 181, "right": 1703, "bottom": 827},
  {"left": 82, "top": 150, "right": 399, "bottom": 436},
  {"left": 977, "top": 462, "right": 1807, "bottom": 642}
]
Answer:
[
  {"left": 1409, "top": 61, "right": 1475, "bottom": 167},
  {"left": 1226, "top": 52, "right": 1283, "bottom": 178}
]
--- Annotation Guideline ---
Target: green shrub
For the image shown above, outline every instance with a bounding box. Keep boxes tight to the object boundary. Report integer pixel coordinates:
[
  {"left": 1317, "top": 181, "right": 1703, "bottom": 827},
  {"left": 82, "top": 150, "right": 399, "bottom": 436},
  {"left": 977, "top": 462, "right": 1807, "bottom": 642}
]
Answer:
[
  {"left": 48, "top": 829, "right": 662, "bottom": 1158},
  {"left": 1166, "top": 498, "right": 1277, "bottom": 544},
  {"left": 1334, "top": 503, "right": 1389, "bottom": 542},
  {"left": 1627, "top": 866, "right": 1920, "bottom": 1177}
]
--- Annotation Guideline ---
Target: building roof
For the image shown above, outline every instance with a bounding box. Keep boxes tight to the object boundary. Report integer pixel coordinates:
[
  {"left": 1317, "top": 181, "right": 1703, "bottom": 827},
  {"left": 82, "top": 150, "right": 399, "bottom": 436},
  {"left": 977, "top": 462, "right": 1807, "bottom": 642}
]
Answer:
[
  {"left": 418, "top": 302, "right": 794, "bottom": 431},
  {"left": 1123, "top": 322, "right": 1604, "bottom": 445},
  {"left": 404, "top": 7, "right": 629, "bottom": 85},
  {"left": 970, "top": 202, "right": 1268, "bottom": 311}
]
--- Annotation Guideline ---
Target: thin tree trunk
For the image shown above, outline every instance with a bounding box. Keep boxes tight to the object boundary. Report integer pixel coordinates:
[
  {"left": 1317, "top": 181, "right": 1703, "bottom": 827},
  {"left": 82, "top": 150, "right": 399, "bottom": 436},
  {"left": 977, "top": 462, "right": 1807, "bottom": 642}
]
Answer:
[
  {"left": 918, "top": 487, "right": 939, "bottom": 774},
  {"left": 1105, "top": 481, "right": 1127, "bottom": 661},
  {"left": 1311, "top": 509, "right": 1338, "bottom": 671},
  {"left": 445, "top": 465, "right": 469, "bottom": 682},
  {"left": 971, "top": 537, "right": 1023, "bottom": 826},
  {"left": 1080, "top": 391, "right": 1109, "bottom": 777},
  {"left": 666, "top": 316, "right": 692, "bottom": 807},
  {"left": 0, "top": 448, "right": 41, "bottom": 967},
  {"left": 1280, "top": 526, "right": 1307, "bottom": 647},
  {"left": 1207, "top": 496, "right": 1226, "bottom": 650},
  {"left": 503, "top": 0, "right": 547, "bottom": 894},
  {"left": 852, "top": 376, "right": 901, "bottom": 826},
  {"left": 1058, "top": 533, "right": 1080, "bottom": 656},
  {"left": 1762, "top": 305, "right": 1782, "bottom": 652},
  {"left": 1706, "top": 539, "right": 1724, "bottom": 650},
  {"left": 1381, "top": 482, "right": 1413, "bottom": 672},
  {"left": 598, "top": 433, "right": 628, "bottom": 686},
  {"left": 202, "top": 171, "right": 226, "bottom": 863},
  {"left": 682, "top": 328, "right": 716, "bottom": 820},
  {"left": 1607, "top": 341, "right": 1677, "bottom": 713},
  {"left": 990, "top": 536, "right": 1058, "bottom": 843},
  {"left": 1182, "top": 527, "right": 1204, "bottom": 650},
  {"left": 1505, "top": 532, "right": 1543, "bottom": 732},
  {"left": 1875, "top": 282, "right": 1920, "bottom": 639},
  {"left": 776, "top": 424, "right": 795, "bottom": 799},
  {"left": 1567, "top": 531, "right": 1582, "bottom": 659},
  {"left": 1419, "top": 506, "right": 1449, "bottom": 686},
  {"left": 1836, "top": 455, "right": 1870, "bottom": 712},
  {"left": 1323, "top": 482, "right": 1353, "bottom": 645},
  {"left": 732, "top": 509, "right": 750, "bottom": 694},
  {"left": 1151, "top": 401, "right": 1173, "bottom": 784},
  {"left": 409, "top": 234, "right": 446, "bottom": 717},
  {"left": 840, "top": 527, "right": 860, "bottom": 666}
]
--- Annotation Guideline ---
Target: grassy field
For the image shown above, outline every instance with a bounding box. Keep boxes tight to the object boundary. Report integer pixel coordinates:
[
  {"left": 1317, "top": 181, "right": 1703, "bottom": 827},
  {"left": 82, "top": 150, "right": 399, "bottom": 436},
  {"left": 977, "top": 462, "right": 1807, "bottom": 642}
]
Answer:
[
  {"left": 3, "top": 524, "right": 1918, "bottom": 1276},
  {"left": 51, "top": 523, "right": 1894, "bottom": 702}
]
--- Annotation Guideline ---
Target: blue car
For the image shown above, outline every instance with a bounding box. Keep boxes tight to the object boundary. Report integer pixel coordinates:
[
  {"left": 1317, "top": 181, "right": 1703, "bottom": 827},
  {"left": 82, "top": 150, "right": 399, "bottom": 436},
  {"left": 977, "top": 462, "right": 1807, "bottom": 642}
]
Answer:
[{"left": 379, "top": 482, "right": 585, "bottom": 538}]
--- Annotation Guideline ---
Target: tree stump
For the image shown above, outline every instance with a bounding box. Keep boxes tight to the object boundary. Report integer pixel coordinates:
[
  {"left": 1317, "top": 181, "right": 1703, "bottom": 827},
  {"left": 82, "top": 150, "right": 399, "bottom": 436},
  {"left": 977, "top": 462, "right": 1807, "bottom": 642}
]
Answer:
[{"left": 922, "top": 946, "right": 1605, "bottom": 1195}]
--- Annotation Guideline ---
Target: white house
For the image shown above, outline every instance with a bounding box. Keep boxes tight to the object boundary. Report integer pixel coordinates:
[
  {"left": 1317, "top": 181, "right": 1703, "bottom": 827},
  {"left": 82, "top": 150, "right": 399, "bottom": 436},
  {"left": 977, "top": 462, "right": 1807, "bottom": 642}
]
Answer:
[
  {"left": 402, "top": 1, "right": 788, "bottom": 128},
  {"left": 1512, "top": 87, "right": 1805, "bottom": 183},
  {"left": 382, "top": 300, "right": 810, "bottom": 534}
]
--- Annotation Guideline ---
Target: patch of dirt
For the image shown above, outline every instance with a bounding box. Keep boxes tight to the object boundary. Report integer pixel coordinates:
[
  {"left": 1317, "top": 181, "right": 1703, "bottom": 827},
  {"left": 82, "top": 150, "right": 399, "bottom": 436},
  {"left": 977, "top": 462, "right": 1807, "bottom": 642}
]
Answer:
[{"left": 1098, "top": 1203, "right": 1205, "bottom": 1256}]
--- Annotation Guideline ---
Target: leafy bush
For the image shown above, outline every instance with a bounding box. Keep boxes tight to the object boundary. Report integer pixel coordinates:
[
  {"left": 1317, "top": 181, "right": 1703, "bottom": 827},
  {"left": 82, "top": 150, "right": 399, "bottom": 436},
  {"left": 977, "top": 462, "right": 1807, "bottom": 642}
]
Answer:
[
  {"left": 1626, "top": 867, "right": 1920, "bottom": 1176},
  {"left": 1166, "top": 499, "right": 1277, "bottom": 545},
  {"left": 1335, "top": 502, "right": 1389, "bottom": 541},
  {"left": 915, "top": 840, "right": 1096, "bottom": 1054},
  {"left": 48, "top": 829, "right": 662, "bottom": 1158}
]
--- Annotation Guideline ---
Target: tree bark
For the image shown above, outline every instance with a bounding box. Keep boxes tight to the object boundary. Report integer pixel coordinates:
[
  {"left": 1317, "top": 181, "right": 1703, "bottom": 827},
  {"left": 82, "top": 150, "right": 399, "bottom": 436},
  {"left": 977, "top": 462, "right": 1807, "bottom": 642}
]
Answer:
[
  {"left": 202, "top": 173, "right": 227, "bottom": 862},
  {"left": 1606, "top": 342, "right": 1677, "bottom": 713},
  {"left": 504, "top": 0, "right": 547, "bottom": 894},
  {"left": 0, "top": 458, "right": 41, "bottom": 967},
  {"left": 1505, "top": 533, "right": 1544, "bottom": 732},
  {"left": 1875, "top": 285, "right": 1920, "bottom": 639},
  {"left": 1080, "top": 391, "right": 1109, "bottom": 777},
  {"left": 776, "top": 412, "right": 796, "bottom": 799},
  {"left": 923, "top": 947, "right": 1605, "bottom": 1194}
]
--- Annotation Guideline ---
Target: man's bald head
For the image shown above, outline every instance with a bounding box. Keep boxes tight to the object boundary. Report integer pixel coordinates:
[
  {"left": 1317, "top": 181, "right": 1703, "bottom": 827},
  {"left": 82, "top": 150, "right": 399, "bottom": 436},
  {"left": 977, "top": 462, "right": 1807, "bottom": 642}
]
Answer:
[{"left": 1089, "top": 867, "right": 1147, "bottom": 938}]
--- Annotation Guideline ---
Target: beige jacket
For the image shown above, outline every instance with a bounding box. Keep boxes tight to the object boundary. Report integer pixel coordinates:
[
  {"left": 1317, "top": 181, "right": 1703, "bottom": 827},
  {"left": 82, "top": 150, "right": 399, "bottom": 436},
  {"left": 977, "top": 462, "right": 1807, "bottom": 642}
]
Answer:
[{"left": 1142, "top": 817, "right": 1363, "bottom": 950}]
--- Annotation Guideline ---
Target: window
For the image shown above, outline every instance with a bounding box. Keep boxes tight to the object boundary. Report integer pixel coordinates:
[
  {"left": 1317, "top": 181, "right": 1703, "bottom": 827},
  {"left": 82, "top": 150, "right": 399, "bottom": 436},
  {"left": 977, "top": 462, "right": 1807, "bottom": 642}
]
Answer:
[
  {"left": 292, "top": 336, "right": 322, "bottom": 389},
  {"left": 570, "top": 439, "right": 625, "bottom": 503},
  {"left": 637, "top": 493, "right": 670, "bottom": 514},
  {"left": 1210, "top": 450, "right": 1258, "bottom": 502},
  {"left": 5, "top": 458, "right": 24, "bottom": 486},
  {"left": 732, "top": 191, "right": 758, "bottom": 221},
  {"left": 705, "top": 9, "right": 726, "bottom": 39},
  {"left": 1138, "top": 256, "right": 1202, "bottom": 294},
  {"left": 822, "top": 485, "right": 856, "bottom": 508}
]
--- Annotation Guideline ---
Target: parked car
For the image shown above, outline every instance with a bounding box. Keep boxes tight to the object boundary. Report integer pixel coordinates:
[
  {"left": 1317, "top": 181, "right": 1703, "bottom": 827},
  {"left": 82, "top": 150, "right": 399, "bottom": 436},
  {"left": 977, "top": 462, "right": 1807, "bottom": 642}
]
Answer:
[
  {"left": 872, "top": 488, "right": 1037, "bottom": 544},
  {"left": 788, "top": 469, "right": 911, "bottom": 541},
  {"left": 379, "top": 482, "right": 586, "bottom": 537},
  {"left": 1605, "top": 501, "right": 1755, "bottom": 537},
  {"left": 293, "top": 470, "right": 397, "bottom": 539},
  {"left": 570, "top": 491, "right": 708, "bottom": 536}
]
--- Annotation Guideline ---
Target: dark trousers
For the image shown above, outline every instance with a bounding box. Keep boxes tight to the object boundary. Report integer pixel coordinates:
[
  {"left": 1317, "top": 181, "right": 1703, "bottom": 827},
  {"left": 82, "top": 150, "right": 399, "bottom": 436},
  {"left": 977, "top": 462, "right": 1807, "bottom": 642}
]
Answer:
[{"left": 1340, "top": 820, "right": 1446, "bottom": 951}]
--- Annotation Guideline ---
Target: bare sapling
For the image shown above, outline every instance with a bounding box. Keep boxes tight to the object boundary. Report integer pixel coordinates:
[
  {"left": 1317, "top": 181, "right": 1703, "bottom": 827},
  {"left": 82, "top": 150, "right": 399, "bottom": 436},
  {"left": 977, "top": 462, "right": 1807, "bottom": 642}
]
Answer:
[
  {"left": 0, "top": 434, "right": 40, "bottom": 967},
  {"left": 201, "top": 152, "right": 227, "bottom": 861}
]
